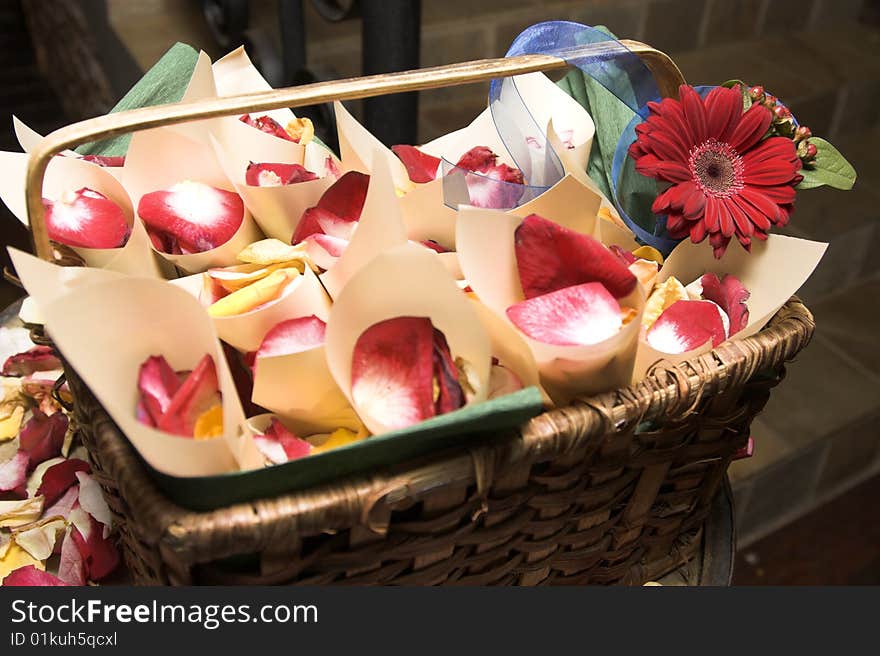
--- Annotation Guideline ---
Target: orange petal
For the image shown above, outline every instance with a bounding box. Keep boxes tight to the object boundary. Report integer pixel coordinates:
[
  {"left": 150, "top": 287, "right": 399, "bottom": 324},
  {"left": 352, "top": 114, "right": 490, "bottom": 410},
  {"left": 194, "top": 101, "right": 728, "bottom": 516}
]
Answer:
[
  {"left": 193, "top": 404, "right": 223, "bottom": 440},
  {"left": 208, "top": 268, "right": 300, "bottom": 317}
]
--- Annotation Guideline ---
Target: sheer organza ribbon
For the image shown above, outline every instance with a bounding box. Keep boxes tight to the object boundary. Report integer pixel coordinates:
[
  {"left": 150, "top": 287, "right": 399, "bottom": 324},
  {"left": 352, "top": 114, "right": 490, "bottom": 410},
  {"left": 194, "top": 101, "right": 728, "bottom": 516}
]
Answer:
[{"left": 440, "top": 20, "right": 680, "bottom": 253}]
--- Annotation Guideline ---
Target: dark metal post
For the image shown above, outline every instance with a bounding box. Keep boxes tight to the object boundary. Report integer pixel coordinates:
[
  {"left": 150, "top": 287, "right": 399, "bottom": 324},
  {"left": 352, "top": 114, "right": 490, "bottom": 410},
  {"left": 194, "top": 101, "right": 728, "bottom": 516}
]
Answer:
[
  {"left": 361, "top": 0, "right": 421, "bottom": 146},
  {"left": 279, "top": 0, "right": 307, "bottom": 85}
]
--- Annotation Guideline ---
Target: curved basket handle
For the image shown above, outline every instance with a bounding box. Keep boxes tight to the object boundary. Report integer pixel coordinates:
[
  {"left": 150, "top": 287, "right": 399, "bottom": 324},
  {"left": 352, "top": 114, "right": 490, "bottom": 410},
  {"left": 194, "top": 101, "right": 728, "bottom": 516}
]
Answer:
[{"left": 24, "top": 39, "right": 684, "bottom": 262}]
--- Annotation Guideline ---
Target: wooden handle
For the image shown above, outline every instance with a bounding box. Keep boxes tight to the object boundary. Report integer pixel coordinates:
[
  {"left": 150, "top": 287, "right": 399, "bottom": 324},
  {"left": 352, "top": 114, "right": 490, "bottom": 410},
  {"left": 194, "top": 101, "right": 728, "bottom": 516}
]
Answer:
[{"left": 24, "top": 39, "right": 684, "bottom": 261}]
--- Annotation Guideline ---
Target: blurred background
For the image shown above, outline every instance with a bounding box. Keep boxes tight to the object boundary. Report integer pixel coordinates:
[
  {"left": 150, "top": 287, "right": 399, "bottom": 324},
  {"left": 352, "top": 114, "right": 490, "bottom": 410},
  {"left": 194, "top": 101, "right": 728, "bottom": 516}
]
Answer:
[{"left": 1, "top": 0, "right": 877, "bottom": 584}]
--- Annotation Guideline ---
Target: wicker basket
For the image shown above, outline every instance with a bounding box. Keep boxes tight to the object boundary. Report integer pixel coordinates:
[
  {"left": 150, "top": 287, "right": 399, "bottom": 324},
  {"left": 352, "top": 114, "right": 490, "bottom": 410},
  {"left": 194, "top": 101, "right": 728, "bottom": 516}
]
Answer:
[{"left": 20, "top": 41, "right": 815, "bottom": 585}]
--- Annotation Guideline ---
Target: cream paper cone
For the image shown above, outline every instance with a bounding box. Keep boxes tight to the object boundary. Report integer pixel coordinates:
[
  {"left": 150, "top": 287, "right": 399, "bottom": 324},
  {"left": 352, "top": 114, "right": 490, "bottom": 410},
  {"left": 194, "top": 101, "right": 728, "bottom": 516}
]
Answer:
[
  {"left": 633, "top": 234, "right": 828, "bottom": 380},
  {"left": 122, "top": 126, "right": 264, "bottom": 274},
  {"left": 10, "top": 250, "right": 263, "bottom": 475},
  {"left": 0, "top": 151, "right": 162, "bottom": 277},
  {"left": 456, "top": 205, "right": 645, "bottom": 404},
  {"left": 325, "top": 243, "right": 491, "bottom": 435},
  {"left": 171, "top": 265, "right": 332, "bottom": 353},
  {"left": 320, "top": 149, "right": 408, "bottom": 299}
]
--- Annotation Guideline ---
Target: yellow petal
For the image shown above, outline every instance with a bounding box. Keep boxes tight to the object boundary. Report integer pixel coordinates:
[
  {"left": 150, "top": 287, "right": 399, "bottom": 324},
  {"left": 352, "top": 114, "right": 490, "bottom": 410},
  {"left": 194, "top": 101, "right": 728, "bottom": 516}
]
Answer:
[
  {"left": 0, "top": 405, "right": 24, "bottom": 442},
  {"left": 642, "top": 276, "right": 688, "bottom": 331},
  {"left": 238, "top": 239, "right": 310, "bottom": 266},
  {"left": 208, "top": 268, "right": 300, "bottom": 317},
  {"left": 208, "top": 262, "right": 286, "bottom": 293},
  {"left": 14, "top": 517, "right": 66, "bottom": 561},
  {"left": 0, "top": 542, "right": 44, "bottom": 582},
  {"left": 632, "top": 245, "right": 664, "bottom": 264},
  {"left": 285, "top": 117, "right": 314, "bottom": 145},
  {"left": 629, "top": 259, "right": 660, "bottom": 293},
  {"left": 193, "top": 404, "right": 223, "bottom": 440},
  {"left": 309, "top": 427, "right": 365, "bottom": 455}
]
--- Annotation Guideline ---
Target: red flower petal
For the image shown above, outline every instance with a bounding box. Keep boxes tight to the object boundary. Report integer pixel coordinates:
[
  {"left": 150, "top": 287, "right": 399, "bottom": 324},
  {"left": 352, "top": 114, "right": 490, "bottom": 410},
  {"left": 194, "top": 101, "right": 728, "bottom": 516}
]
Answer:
[
  {"left": 2, "top": 565, "right": 70, "bottom": 586},
  {"left": 488, "top": 364, "right": 523, "bottom": 399},
  {"left": 514, "top": 214, "right": 637, "bottom": 299},
  {"left": 36, "top": 458, "right": 91, "bottom": 507},
  {"left": 19, "top": 410, "right": 68, "bottom": 469},
  {"left": 43, "top": 188, "right": 130, "bottom": 250},
  {"left": 704, "top": 85, "right": 744, "bottom": 141},
  {"left": 254, "top": 418, "right": 312, "bottom": 464},
  {"left": 303, "top": 233, "right": 349, "bottom": 269},
  {"left": 245, "top": 162, "right": 318, "bottom": 187},
  {"left": 463, "top": 167, "right": 526, "bottom": 209},
  {"left": 634, "top": 153, "right": 691, "bottom": 183},
  {"left": 156, "top": 355, "right": 220, "bottom": 437},
  {"left": 506, "top": 282, "right": 623, "bottom": 346},
  {"left": 138, "top": 181, "right": 244, "bottom": 253},
  {"left": 351, "top": 317, "right": 436, "bottom": 430},
  {"left": 456, "top": 146, "right": 498, "bottom": 173},
  {"left": 680, "top": 85, "right": 709, "bottom": 144},
  {"left": 2, "top": 345, "right": 62, "bottom": 377},
  {"left": 43, "top": 484, "right": 80, "bottom": 521},
  {"left": 420, "top": 240, "right": 450, "bottom": 253},
  {"left": 699, "top": 273, "right": 750, "bottom": 335},
  {"left": 257, "top": 316, "right": 326, "bottom": 359},
  {"left": 646, "top": 299, "right": 727, "bottom": 353},
  {"left": 0, "top": 450, "right": 29, "bottom": 492},
  {"left": 137, "top": 355, "right": 181, "bottom": 427},
  {"left": 70, "top": 514, "right": 119, "bottom": 582},
  {"left": 316, "top": 171, "right": 369, "bottom": 221},
  {"left": 58, "top": 528, "right": 86, "bottom": 585},
  {"left": 392, "top": 145, "right": 441, "bottom": 183},
  {"left": 728, "top": 103, "right": 772, "bottom": 153},
  {"left": 609, "top": 245, "right": 637, "bottom": 265},
  {"left": 79, "top": 155, "right": 126, "bottom": 167},
  {"left": 239, "top": 114, "right": 293, "bottom": 141},
  {"left": 431, "top": 328, "right": 464, "bottom": 415}
]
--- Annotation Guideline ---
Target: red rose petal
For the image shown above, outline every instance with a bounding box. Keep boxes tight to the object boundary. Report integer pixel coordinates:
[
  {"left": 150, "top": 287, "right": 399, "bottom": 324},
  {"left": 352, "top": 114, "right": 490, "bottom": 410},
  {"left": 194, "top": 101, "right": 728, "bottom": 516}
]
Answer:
[
  {"left": 71, "top": 515, "right": 119, "bottom": 582},
  {"left": 254, "top": 418, "right": 312, "bottom": 464},
  {"left": 456, "top": 146, "right": 498, "bottom": 173},
  {"left": 506, "top": 282, "right": 623, "bottom": 347},
  {"left": 609, "top": 245, "right": 637, "bottom": 266},
  {"left": 2, "top": 345, "right": 62, "bottom": 377},
  {"left": 36, "top": 458, "right": 91, "bottom": 507},
  {"left": 351, "top": 317, "right": 436, "bottom": 430},
  {"left": 488, "top": 364, "right": 524, "bottom": 399},
  {"left": 138, "top": 181, "right": 244, "bottom": 253},
  {"left": 79, "top": 154, "right": 126, "bottom": 167},
  {"left": 19, "top": 410, "right": 69, "bottom": 469},
  {"left": 239, "top": 114, "right": 293, "bottom": 141},
  {"left": 392, "top": 144, "right": 441, "bottom": 183},
  {"left": 156, "top": 355, "right": 220, "bottom": 437},
  {"left": 303, "top": 233, "right": 349, "bottom": 270},
  {"left": 699, "top": 273, "right": 750, "bottom": 335},
  {"left": 43, "top": 484, "right": 80, "bottom": 521},
  {"left": 257, "top": 316, "right": 326, "bottom": 359},
  {"left": 137, "top": 355, "right": 181, "bottom": 427},
  {"left": 0, "top": 450, "right": 29, "bottom": 492},
  {"left": 245, "top": 162, "right": 318, "bottom": 187},
  {"left": 646, "top": 299, "right": 727, "bottom": 353},
  {"left": 2, "top": 565, "right": 70, "bottom": 586},
  {"left": 420, "top": 240, "right": 449, "bottom": 254},
  {"left": 431, "top": 328, "right": 464, "bottom": 415},
  {"left": 514, "top": 214, "right": 637, "bottom": 299},
  {"left": 43, "top": 187, "right": 130, "bottom": 250},
  {"left": 317, "top": 171, "right": 369, "bottom": 221},
  {"left": 58, "top": 528, "right": 86, "bottom": 586}
]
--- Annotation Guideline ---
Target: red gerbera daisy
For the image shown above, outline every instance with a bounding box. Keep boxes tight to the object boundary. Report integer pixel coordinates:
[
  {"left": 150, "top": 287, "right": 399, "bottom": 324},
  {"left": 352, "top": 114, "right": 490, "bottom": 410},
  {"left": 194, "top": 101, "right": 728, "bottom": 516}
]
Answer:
[{"left": 629, "top": 84, "right": 803, "bottom": 258}]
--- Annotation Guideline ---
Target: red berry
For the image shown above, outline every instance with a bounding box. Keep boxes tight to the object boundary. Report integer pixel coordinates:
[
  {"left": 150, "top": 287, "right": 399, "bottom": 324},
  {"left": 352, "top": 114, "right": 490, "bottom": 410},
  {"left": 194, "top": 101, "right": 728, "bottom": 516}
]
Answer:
[
  {"left": 806, "top": 143, "right": 818, "bottom": 159},
  {"left": 748, "top": 85, "right": 764, "bottom": 100}
]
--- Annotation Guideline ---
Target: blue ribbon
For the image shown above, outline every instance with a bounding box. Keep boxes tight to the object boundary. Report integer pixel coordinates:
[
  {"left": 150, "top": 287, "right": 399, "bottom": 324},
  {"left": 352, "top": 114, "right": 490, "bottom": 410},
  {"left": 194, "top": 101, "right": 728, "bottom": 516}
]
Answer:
[{"left": 442, "top": 21, "right": 686, "bottom": 254}]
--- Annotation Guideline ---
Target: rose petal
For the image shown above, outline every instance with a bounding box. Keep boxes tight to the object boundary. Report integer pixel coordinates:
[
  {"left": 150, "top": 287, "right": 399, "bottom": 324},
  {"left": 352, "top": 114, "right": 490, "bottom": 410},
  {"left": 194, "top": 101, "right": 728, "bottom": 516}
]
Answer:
[
  {"left": 488, "top": 364, "right": 524, "bottom": 399},
  {"left": 309, "top": 427, "right": 364, "bottom": 454},
  {"left": 515, "top": 214, "right": 637, "bottom": 299},
  {"left": 237, "top": 238, "right": 309, "bottom": 266},
  {"left": 156, "top": 355, "right": 220, "bottom": 437},
  {"left": 642, "top": 276, "right": 689, "bottom": 330},
  {"left": 138, "top": 181, "right": 244, "bottom": 253},
  {"left": 431, "top": 329, "right": 464, "bottom": 415},
  {"left": 699, "top": 273, "right": 750, "bottom": 335},
  {"left": 70, "top": 514, "right": 118, "bottom": 582},
  {"left": 303, "top": 233, "right": 349, "bottom": 270},
  {"left": 0, "top": 496, "right": 43, "bottom": 529},
  {"left": 137, "top": 355, "right": 181, "bottom": 427},
  {"left": 58, "top": 527, "right": 86, "bottom": 585},
  {"left": 351, "top": 317, "right": 435, "bottom": 430},
  {"left": 646, "top": 299, "right": 727, "bottom": 353},
  {"left": 193, "top": 404, "right": 223, "bottom": 439},
  {"left": 79, "top": 154, "right": 126, "bottom": 167},
  {"left": 392, "top": 145, "right": 441, "bottom": 183},
  {"left": 0, "top": 451, "right": 29, "bottom": 492},
  {"left": 207, "top": 262, "right": 285, "bottom": 294},
  {"left": 256, "top": 316, "right": 326, "bottom": 359},
  {"left": 456, "top": 146, "right": 498, "bottom": 173},
  {"left": 239, "top": 114, "right": 293, "bottom": 141},
  {"left": 2, "top": 346, "right": 62, "bottom": 377},
  {"left": 43, "top": 188, "right": 130, "bottom": 249},
  {"left": 2, "top": 564, "right": 68, "bottom": 586},
  {"left": 75, "top": 471, "right": 112, "bottom": 536},
  {"left": 0, "top": 406, "right": 25, "bottom": 442},
  {"left": 285, "top": 117, "right": 314, "bottom": 144},
  {"left": 245, "top": 162, "right": 318, "bottom": 187},
  {"left": 254, "top": 418, "right": 312, "bottom": 464},
  {"left": 207, "top": 268, "right": 300, "bottom": 317},
  {"left": 42, "top": 484, "right": 79, "bottom": 522},
  {"left": 506, "top": 282, "right": 623, "bottom": 346},
  {"left": 14, "top": 517, "right": 66, "bottom": 561},
  {"left": 316, "top": 171, "right": 370, "bottom": 221},
  {"left": 36, "top": 458, "right": 90, "bottom": 507},
  {"left": 0, "top": 543, "right": 44, "bottom": 583}
]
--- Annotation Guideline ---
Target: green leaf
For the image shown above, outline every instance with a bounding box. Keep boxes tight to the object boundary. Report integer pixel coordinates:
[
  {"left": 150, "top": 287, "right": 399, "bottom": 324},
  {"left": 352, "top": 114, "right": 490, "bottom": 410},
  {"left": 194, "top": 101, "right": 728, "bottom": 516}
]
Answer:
[
  {"left": 796, "top": 137, "right": 857, "bottom": 191},
  {"left": 75, "top": 42, "right": 200, "bottom": 157},
  {"left": 721, "top": 79, "right": 746, "bottom": 88}
]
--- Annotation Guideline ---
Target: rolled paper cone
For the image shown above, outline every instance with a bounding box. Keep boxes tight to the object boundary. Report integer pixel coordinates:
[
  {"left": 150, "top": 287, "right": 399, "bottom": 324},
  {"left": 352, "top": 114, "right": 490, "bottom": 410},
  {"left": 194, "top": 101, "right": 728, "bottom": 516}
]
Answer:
[
  {"left": 13, "top": 116, "right": 78, "bottom": 159},
  {"left": 166, "top": 50, "right": 223, "bottom": 143},
  {"left": 123, "top": 126, "right": 264, "bottom": 274},
  {"left": 633, "top": 234, "right": 828, "bottom": 381},
  {"left": 456, "top": 205, "right": 646, "bottom": 404},
  {"left": 320, "top": 149, "right": 409, "bottom": 300},
  {"left": 172, "top": 265, "right": 332, "bottom": 353},
  {"left": 325, "top": 243, "right": 491, "bottom": 435},
  {"left": 436, "top": 251, "right": 463, "bottom": 280},
  {"left": 213, "top": 46, "right": 295, "bottom": 128},
  {"left": 12, "top": 253, "right": 263, "bottom": 475},
  {"left": 0, "top": 151, "right": 162, "bottom": 277},
  {"left": 210, "top": 133, "right": 334, "bottom": 242}
]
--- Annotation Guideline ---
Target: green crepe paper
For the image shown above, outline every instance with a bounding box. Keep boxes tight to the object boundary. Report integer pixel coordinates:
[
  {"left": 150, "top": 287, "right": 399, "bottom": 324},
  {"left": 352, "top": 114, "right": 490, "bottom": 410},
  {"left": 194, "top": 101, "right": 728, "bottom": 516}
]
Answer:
[
  {"left": 76, "top": 43, "right": 200, "bottom": 157},
  {"left": 144, "top": 387, "right": 545, "bottom": 511},
  {"left": 555, "top": 26, "right": 660, "bottom": 236}
]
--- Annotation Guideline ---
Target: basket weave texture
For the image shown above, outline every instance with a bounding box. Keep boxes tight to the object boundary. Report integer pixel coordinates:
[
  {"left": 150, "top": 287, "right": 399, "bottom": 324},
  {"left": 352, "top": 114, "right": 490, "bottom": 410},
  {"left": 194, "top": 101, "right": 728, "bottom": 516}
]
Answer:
[{"left": 57, "top": 297, "right": 812, "bottom": 585}]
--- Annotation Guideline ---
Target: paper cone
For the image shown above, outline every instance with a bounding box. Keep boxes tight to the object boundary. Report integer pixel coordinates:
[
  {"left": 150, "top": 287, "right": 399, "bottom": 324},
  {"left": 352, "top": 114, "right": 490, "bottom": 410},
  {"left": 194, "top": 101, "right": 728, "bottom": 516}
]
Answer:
[
  {"left": 456, "top": 205, "right": 645, "bottom": 404},
  {"left": 320, "top": 149, "right": 408, "bottom": 299},
  {"left": 633, "top": 234, "right": 828, "bottom": 380},
  {"left": 172, "top": 265, "right": 332, "bottom": 353},
  {"left": 325, "top": 243, "right": 491, "bottom": 435},
  {"left": 0, "top": 151, "right": 162, "bottom": 277},
  {"left": 122, "top": 126, "right": 264, "bottom": 274}
]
